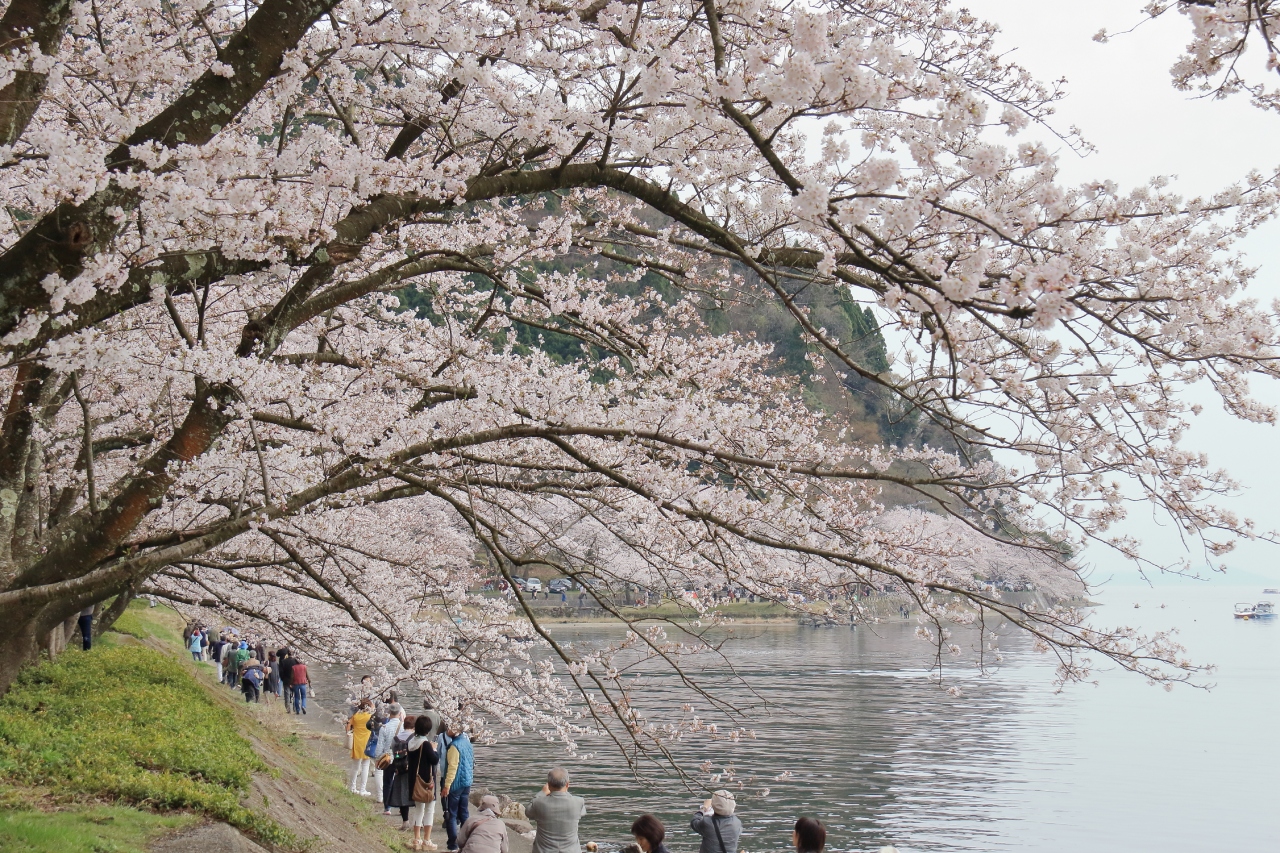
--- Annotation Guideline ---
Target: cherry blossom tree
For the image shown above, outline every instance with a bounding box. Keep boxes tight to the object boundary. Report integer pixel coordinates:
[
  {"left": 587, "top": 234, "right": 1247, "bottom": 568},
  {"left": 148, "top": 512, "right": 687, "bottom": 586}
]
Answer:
[
  {"left": 0, "top": 0, "right": 1277, "bottom": 753},
  {"left": 1144, "top": 1, "right": 1280, "bottom": 112}
]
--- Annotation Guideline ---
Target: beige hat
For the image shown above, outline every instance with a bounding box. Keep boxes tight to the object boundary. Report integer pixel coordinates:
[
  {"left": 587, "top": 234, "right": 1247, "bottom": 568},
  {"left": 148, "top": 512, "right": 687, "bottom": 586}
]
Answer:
[
  {"left": 480, "top": 794, "right": 500, "bottom": 812},
  {"left": 711, "top": 790, "right": 736, "bottom": 816}
]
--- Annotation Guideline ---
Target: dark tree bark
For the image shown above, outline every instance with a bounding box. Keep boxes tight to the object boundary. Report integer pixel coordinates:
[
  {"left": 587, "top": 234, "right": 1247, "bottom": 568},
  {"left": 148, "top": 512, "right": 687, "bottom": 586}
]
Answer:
[{"left": 0, "top": 0, "right": 76, "bottom": 147}]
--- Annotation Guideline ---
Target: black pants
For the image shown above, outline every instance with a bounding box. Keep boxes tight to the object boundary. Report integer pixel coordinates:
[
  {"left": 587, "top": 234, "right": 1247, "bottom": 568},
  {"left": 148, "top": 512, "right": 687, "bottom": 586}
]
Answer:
[
  {"left": 77, "top": 614, "right": 93, "bottom": 651},
  {"left": 383, "top": 767, "right": 395, "bottom": 809}
]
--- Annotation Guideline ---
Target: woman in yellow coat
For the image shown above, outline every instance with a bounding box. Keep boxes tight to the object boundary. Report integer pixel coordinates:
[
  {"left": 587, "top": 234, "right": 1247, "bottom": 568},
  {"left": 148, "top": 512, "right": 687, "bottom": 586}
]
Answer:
[{"left": 347, "top": 698, "right": 375, "bottom": 795}]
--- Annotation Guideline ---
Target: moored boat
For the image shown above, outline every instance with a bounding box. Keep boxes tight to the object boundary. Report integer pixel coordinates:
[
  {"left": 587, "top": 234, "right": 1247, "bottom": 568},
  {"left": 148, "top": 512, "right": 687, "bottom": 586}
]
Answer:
[{"left": 1234, "top": 601, "right": 1276, "bottom": 619}]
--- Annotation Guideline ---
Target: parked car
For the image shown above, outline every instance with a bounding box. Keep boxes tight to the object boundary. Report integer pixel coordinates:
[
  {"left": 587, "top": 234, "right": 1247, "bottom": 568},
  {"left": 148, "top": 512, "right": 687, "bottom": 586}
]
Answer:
[
  {"left": 512, "top": 577, "right": 528, "bottom": 592},
  {"left": 548, "top": 578, "right": 572, "bottom": 594},
  {"left": 524, "top": 577, "right": 543, "bottom": 593}
]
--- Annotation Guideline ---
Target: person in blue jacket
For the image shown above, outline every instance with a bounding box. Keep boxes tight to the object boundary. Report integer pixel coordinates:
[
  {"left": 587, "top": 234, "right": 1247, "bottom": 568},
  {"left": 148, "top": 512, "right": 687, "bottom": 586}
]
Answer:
[{"left": 440, "top": 720, "right": 474, "bottom": 850}]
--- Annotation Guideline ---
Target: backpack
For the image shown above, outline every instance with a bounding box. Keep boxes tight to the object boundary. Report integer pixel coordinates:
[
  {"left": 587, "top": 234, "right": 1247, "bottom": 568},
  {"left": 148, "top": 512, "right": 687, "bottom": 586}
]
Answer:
[{"left": 391, "top": 729, "right": 412, "bottom": 770}]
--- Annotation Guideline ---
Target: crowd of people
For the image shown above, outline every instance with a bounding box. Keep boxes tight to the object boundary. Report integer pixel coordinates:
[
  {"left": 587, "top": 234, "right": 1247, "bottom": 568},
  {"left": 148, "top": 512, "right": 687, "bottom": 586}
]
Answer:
[
  {"left": 344, "top": 691, "right": 865, "bottom": 853},
  {"left": 181, "top": 623, "right": 312, "bottom": 712},
  {"left": 344, "top": 694, "right": 475, "bottom": 851},
  {"left": 182, "top": 625, "right": 891, "bottom": 853}
]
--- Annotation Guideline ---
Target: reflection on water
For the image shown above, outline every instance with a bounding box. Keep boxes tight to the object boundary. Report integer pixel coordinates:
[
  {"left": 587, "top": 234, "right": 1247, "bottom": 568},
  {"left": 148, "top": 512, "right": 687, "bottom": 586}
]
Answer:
[{"left": 326, "top": 584, "right": 1280, "bottom": 852}]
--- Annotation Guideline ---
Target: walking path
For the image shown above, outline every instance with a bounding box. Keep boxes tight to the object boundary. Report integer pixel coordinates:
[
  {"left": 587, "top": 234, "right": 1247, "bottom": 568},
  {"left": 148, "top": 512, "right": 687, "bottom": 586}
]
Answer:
[{"left": 275, "top": 678, "right": 536, "bottom": 853}]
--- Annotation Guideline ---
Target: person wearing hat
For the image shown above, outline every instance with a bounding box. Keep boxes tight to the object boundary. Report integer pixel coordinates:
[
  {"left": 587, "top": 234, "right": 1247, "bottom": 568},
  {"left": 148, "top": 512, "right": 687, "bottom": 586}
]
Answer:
[
  {"left": 240, "top": 657, "right": 264, "bottom": 703},
  {"left": 691, "top": 791, "right": 742, "bottom": 853},
  {"left": 457, "top": 794, "right": 508, "bottom": 853}
]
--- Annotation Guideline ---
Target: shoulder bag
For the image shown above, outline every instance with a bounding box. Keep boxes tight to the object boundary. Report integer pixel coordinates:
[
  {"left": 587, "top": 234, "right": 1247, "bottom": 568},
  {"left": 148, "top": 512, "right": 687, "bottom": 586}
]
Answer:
[
  {"left": 374, "top": 719, "right": 400, "bottom": 768},
  {"left": 363, "top": 721, "right": 382, "bottom": 760},
  {"left": 412, "top": 766, "right": 437, "bottom": 804}
]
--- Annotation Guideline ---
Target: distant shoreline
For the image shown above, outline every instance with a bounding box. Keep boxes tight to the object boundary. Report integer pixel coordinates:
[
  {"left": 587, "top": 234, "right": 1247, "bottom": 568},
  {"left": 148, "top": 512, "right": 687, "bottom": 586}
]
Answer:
[{"left": 515, "top": 591, "right": 1095, "bottom": 626}]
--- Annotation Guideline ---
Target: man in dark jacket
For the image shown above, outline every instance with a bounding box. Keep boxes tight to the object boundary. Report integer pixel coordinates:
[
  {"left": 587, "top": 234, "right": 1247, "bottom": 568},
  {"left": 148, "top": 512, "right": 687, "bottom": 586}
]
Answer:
[
  {"left": 210, "top": 636, "right": 227, "bottom": 682},
  {"left": 278, "top": 650, "right": 297, "bottom": 713}
]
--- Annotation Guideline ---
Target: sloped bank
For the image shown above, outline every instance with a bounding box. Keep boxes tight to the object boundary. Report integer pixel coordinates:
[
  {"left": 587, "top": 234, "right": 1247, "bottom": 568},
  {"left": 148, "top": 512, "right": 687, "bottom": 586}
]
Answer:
[
  {"left": 285, "top": 669, "right": 536, "bottom": 853},
  {"left": 0, "top": 603, "right": 406, "bottom": 853}
]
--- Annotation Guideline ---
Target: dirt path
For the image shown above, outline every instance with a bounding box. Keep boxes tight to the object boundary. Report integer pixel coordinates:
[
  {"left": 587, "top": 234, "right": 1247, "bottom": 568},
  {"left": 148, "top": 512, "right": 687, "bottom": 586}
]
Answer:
[
  {"left": 146, "top": 661, "right": 536, "bottom": 853},
  {"left": 283, "top": 689, "right": 536, "bottom": 853}
]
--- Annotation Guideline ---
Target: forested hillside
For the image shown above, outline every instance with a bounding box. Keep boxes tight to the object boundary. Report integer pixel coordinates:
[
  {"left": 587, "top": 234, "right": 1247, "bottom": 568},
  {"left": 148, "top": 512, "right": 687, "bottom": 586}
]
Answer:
[{"left": 395, "top": 201, "right": 962, "bottom": 455}]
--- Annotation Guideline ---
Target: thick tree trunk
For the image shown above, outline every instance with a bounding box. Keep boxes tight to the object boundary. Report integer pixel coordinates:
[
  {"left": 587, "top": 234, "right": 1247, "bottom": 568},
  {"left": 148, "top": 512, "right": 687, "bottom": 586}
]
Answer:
[
  {"left": 95, "top": 588, "right": 134, "bottom": 637},
  {"left": 0, "top": 611, "right": 54, "bottom": 693},
  {"left": 0, "top": 597, "right": 91, "bottom": 693}
]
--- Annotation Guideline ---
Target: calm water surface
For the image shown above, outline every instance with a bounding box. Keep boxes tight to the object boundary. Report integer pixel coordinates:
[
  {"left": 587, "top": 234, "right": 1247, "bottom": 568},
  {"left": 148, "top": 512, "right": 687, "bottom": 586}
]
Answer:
[{"left": 466, "top": 583, "right": 1280, "bottom": 852}]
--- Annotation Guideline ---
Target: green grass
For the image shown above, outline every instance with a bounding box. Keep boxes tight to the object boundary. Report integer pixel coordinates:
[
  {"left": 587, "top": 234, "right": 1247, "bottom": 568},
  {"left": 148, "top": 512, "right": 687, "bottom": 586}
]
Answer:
[
  {"left": 0, "top": 639, "right": 294, "bottom": 848},
  {"left": 0, "top": 803, "right": 194, "bottom": 853},
  {"left": 111, "top": 603, "right": 183, "bottom": 647}
]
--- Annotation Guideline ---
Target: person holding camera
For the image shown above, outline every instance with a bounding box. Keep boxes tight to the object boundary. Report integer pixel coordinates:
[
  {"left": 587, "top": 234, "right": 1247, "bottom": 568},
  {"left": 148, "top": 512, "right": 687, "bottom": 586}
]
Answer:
[{"left": 691, "top": 791, "right": 741, "bottom": 853}]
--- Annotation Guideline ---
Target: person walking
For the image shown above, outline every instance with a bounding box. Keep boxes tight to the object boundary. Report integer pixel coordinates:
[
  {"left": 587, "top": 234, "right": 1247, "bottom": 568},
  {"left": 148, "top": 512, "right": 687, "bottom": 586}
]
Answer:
[
  {"left": 404, "top": 715, "right": 440, "bottom": 851},
  {"left": 265, "top": 651, "right": 282, "bottom": 700},
  {"left": 188, "top": 631, "right": 204, "bottom": 662},
  {"left": 384, "top": 715, "right": 416, "bottom": 833},
  {"left": 792, "top": 818, "right": 825, "bottom": 853},
  {"left": 458, "top": 794, "right": 508, "bottom": 853},
  {"left": 631, "top": 815, "right": 669, "bottom": 853},
  {"left": 289, "top": 653, "right": 310, "bottom": 714},
  {"left": 278, "top": 649, "right": 297, "bottom": 711},
  {"left": 210, "top": 635, "right": 226, "bottom": 681},
  {"left": 527, "top": 768, "right": 585, "bottom": 853},
  {"left": 241, "top": 657, "right": 264, "bottom": 703},
  {"left": 352, "top": 674, "right": 376, "bottom": 711},
  {"left": 691, "top": 791, "right": 742, "bottom": 853},
  {"left": 348, "top": 698, "right": 375, "bottom": 796},
  {"left": 223, "top": 642, "right": 237, "bottom": 687},
  {"left": 228, "top": 641, "right": 249, "bottom": 688},
  {"left": 219, "top": 637, "right": 234, "bottom": 685},
  {"left": 375, "top": 703, "right": 406, "bottom": 815},
  {"left": 77, "top": 605, "right": 94, "bottom": 651},
  {"left": 440, "top": 721, "right": 475, "bottom": 851},
  {"left": 420, "top": 699, "right": 443, "bottom": 740},
  {"left": 364, "top": 702, "right": 388, "bottom": 801}
]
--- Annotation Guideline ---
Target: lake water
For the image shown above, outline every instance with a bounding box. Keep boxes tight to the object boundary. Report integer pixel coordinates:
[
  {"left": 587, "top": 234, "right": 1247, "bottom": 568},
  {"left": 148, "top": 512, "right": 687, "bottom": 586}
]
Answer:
[{"left": 469, "top": 583, "right": 1280, "bottom": 852}]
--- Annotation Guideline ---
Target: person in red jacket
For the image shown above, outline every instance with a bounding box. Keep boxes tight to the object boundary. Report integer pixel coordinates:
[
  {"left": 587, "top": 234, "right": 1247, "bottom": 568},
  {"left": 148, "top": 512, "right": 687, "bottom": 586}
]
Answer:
[{"left": 290, "top": 654, "right": 310, "bottom": 714}]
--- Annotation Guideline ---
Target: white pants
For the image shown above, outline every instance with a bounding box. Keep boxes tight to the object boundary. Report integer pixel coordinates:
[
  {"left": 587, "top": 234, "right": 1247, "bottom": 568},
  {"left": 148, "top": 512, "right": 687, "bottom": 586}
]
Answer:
[
  {"left": 215, "top": 662, "right": 222, "bottom": 682},
  {"left": 410, "top": 799, "right": 436, "bottom": 828},
  {"left": 349, "top": 758, "right": 372, "bottom": 792}
]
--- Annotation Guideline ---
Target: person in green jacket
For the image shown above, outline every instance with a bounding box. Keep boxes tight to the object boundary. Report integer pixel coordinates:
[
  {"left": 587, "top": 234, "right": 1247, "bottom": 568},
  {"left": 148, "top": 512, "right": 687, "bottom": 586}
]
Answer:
[{"left": 228, "top": 642, "right": 249, "bottom": 689}]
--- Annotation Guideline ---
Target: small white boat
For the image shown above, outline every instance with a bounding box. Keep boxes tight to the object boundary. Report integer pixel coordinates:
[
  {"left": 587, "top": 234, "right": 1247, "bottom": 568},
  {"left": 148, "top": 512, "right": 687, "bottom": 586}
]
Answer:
[
  {"left": 1263, "top": 588, "right": 1279, "bottom": 594},
  {"left": 1235, "top": 601, "right": 1276, "bottom": 620}
]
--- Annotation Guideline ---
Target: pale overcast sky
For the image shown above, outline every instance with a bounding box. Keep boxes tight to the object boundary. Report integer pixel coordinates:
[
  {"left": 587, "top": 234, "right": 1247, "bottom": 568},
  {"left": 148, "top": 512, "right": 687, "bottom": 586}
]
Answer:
[{"left": 959, "top": 2, "right": 1280, "bottom": 584}]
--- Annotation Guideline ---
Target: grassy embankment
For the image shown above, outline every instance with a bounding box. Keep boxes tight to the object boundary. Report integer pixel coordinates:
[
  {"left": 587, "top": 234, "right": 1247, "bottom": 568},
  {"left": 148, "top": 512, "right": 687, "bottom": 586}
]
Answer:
[
  {"left": 0, "top": 605, "right": 297, "bottom": 852},
  {"left": 0, "top": 603, "right": 403, "bottom": 853}
]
